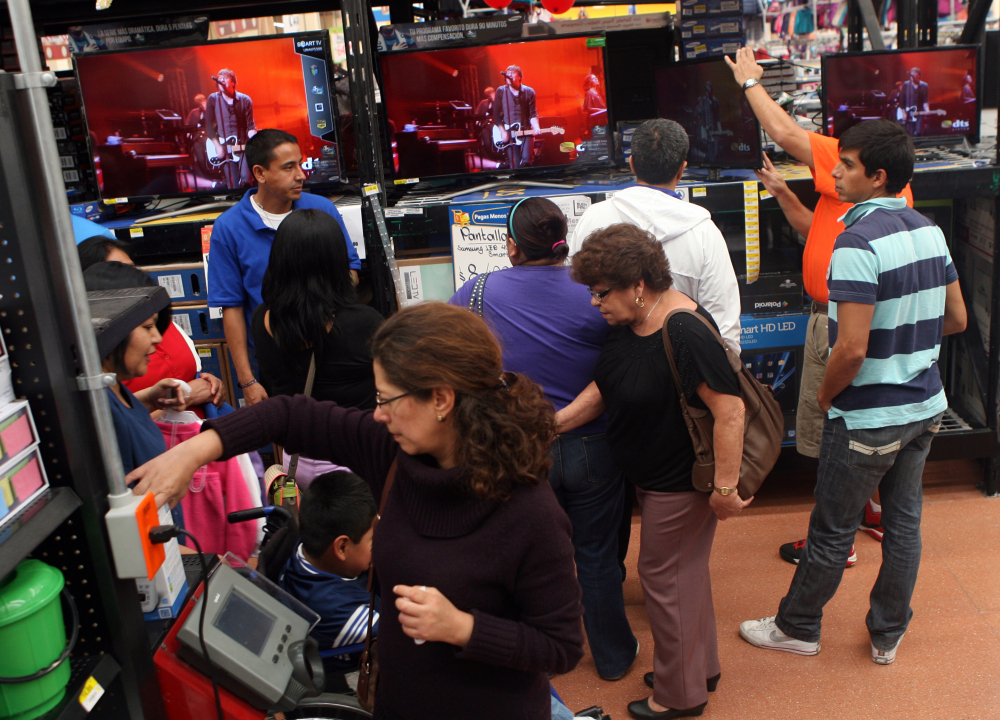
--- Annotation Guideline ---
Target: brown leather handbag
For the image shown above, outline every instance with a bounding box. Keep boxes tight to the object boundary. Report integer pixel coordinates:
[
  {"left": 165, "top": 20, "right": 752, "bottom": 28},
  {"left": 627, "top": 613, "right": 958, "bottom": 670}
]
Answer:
[
  {"left": 661, "top": 309, "right": 783, "bottom": 500},
  {"left": 356, "top": 458, "right": 398, "bottom": 713}
]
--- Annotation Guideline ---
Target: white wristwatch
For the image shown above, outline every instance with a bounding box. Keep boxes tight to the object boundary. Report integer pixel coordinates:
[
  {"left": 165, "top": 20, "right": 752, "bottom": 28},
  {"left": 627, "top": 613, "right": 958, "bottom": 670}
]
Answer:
[{"left": 742, "top": 78, "right": 761, "bottom": 92}]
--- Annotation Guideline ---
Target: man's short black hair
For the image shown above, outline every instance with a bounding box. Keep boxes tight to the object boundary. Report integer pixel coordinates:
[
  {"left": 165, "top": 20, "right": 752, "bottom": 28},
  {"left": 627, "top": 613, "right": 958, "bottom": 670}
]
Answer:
[
  {"left": 630, "top": 119, "right": 689, "bottom": 186},
  {"left": 838, "top": 119, "right": 914, "bottom": 196},
  {"left": 298, "top": 471, "right": 376, "bottom": 559},
  {"left": 245, "top": 129, "right": 299, "bottom": 175},
  {"left": 77, "top": 235, "right": 132, "bottom": 271}
]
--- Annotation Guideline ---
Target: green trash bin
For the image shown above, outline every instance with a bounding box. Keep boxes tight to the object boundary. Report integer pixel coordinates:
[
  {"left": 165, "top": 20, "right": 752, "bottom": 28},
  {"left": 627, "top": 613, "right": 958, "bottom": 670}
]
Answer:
[{"left": 0, "top": 559, "right": 72, "bottom": 720}]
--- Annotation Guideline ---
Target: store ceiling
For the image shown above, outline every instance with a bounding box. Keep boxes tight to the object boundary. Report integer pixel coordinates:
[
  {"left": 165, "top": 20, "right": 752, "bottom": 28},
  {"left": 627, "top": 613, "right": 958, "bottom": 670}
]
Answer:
[{"left": 7, "top": 0, "right": 345, "bottom": 34}]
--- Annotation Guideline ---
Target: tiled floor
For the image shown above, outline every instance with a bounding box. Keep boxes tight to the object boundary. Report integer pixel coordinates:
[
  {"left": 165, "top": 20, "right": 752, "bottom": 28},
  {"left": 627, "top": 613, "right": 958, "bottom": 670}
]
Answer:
[{"left": 552, "top": 458, "right": 1000, "bottom": 720}]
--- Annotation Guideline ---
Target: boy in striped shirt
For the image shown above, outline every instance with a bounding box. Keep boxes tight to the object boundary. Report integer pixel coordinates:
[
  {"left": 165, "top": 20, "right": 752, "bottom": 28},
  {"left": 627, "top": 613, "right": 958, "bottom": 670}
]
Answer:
[
  {"left": 740, "top": 119, "right": 967, "bottom": 665},
  {"left": 280, "top": 471, "right": 378, "bottom": 683}
]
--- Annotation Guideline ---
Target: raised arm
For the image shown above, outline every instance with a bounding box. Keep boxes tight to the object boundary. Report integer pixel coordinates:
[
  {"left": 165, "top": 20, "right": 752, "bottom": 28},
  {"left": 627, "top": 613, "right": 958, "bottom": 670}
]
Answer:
[
  {"left": 756, "top": 152, "right": 814, "bottom": 238},
  {"left": 127, "top": 395, "right": 396, "bottom": 508},
  {"left": 725, "top": 48, "right": 815, "bottom": 168}
]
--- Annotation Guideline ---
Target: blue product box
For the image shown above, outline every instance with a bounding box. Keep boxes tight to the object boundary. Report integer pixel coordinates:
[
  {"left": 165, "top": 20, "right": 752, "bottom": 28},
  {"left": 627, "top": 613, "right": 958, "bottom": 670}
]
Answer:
[
  {"left": 140, "top": 263, "right": 208, "bottom": 305},
  {"left": 681, "top": 17, "right": 744, "bottom": 38},
  {"left": 738, "top": 311, "right": 809, "bottom": 350},
  {"left": 682, "top": 38, "right": 744, "bottom": 58},
  {"left": 69, "top": 200, "right": 111, "bottom": 221},
  {"left": 143, "top": 579, "right": 189, "bottom": 621},
  {"left": 679, "top": 0, "right": 742, "bottom": 16},
  {"left": 194, "top": 343, "right": 226, "bottom": 389},
  {"left": 171, "top": 305, "right": 225, "bottom": 342}
]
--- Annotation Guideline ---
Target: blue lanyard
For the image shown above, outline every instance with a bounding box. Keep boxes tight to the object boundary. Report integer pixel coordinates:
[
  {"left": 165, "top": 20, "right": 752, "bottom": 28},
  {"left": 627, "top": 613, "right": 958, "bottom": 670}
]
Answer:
[{"left": 647, "top": 185, "right": 684, "bottom": 200}]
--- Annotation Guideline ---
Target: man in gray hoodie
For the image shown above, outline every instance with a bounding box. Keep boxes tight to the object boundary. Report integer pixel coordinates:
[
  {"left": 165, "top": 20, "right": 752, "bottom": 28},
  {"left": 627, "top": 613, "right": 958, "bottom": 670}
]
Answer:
[{"left": 570, "top": 118, "right": 741, "bottom": 352}]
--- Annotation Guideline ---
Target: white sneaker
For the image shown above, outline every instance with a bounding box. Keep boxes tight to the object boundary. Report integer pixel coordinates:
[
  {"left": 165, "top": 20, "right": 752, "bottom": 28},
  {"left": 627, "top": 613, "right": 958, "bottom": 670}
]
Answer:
[
  {"left": 739, "top": 616, "right": 821, "bottom": 656},
  {"left": 871, "top": 634, "right": 903, "bottom": 665}
]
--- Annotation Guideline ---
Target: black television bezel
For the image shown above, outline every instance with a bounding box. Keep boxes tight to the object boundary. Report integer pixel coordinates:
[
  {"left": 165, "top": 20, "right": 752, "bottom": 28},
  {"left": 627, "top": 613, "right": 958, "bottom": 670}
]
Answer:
[
  {"left": 72, "top": 30, "right": 345, "bottom": 204},
  {"left": 376, "top": 31, "right": 616, "bottom": 185},
  {"left": 653, "top": 55, "right": 765, "bottom": 172},
  {"left": 820, "top": 44, "right": 982, "bottom": 146}
]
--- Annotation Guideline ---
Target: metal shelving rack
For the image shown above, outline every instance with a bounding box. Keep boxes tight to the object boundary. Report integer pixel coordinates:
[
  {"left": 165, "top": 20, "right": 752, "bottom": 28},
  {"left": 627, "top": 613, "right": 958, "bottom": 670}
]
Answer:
[{"left": 0, "top": 0, "right": 168, "bottom": 717}]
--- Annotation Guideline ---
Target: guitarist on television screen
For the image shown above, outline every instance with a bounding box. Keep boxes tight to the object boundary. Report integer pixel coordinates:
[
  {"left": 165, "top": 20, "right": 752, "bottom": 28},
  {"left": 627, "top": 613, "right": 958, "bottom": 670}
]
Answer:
[
  {"left": 493, "top": 65, "right": 540, "bottom": 169},
  {"left": 899, "top": 67, "right": 930, "bottom": 136},
  {"left": 206, "top": 68, "right": 258, "bottom": 189}
]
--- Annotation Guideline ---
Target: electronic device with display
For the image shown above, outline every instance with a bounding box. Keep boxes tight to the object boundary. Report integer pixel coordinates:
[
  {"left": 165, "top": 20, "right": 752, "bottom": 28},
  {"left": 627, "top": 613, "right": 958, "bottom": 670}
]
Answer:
[
  {"left": 172, "top": 561, "right": 324, "bottom": 713},
  {"left": 73, "top": 32, "right": 343, "bottom": 201},
  {"left": 822, "top": 46, "right": 980, "bottom": 145},
  {"left": 379, "top": 34, "right": 613, "bottom": 182},
  {"left": 654, "top": 56, "right": 763, "bottom": 177}
]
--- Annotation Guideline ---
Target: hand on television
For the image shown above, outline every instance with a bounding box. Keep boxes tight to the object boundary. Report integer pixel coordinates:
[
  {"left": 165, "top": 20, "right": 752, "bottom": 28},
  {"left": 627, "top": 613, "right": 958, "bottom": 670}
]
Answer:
[
  {"left": 724, "top": 47, "right": 764, "bottom": 87},
  {"left": 242, "top": 381, "right": 269, "bottom": 406},
  {"left": 754, "top": 153, "right": 789, "bottom": 198},
  {"left": 394, "top": 584, "right": 474, "bottom": 648}
]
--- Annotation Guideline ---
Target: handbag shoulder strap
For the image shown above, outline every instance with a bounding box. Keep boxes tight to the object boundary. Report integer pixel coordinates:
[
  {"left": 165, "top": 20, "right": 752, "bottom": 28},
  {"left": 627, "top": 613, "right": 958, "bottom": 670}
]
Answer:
[
  {"left": 661, "top": 307, "right": 706, "bottom": 412},
  {"left": 285, "top": 352, "right": 317, "bottom": 483},
  {"left": 362, "top": 457, "right": 399, "bottom": 655},
  {"left": 467, "top": 272, "right": 491, "bottom": 318}
]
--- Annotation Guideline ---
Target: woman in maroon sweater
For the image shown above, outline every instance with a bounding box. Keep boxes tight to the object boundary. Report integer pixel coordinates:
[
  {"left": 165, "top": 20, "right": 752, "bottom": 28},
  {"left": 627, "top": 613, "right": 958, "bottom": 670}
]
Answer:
[{"left": 128, "top": 303, "right": 585, "bottom": 720}]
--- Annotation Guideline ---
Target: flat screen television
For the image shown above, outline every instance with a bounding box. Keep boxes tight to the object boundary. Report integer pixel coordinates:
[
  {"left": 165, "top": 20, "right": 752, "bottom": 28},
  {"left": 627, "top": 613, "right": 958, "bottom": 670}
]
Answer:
[
  {"left": 654, "top": 57, "right": 763, "bottom": 171},
  {"left": 379, "top": 34, "right": 613, "bottom": 181},
  {"left": 74, "top": 32, "right": 343, "bottom": 200},
  {"left": 822, "top": 46, "right": 980, "bottom": 145}
]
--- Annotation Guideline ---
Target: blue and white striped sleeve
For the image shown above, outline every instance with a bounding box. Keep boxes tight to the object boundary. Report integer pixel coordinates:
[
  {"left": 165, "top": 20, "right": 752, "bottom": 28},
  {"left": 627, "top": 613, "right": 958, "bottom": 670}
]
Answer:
[{"left": 828, "top": 233, "right": 879, "bottom": 305}]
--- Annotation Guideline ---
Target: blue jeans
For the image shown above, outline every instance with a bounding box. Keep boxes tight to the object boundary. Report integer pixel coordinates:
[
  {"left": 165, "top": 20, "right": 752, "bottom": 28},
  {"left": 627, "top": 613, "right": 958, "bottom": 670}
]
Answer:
[
  {"left": 549, "top": 433, "right": 637, "bottom": 678},
  {"left": 776, "top": 413, "right": 943, "bottom": 649}
]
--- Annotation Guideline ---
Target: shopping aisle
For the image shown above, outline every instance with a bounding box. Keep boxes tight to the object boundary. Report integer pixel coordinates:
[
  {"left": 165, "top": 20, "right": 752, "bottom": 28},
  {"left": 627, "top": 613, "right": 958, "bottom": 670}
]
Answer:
[{"left": 552, "top": 459, "right": 1000, "bottom": 720}]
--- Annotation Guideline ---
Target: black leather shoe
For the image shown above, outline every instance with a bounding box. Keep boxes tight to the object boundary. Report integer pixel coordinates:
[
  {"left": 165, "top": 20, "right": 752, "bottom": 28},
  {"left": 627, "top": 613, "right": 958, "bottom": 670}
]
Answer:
[
  {"left": 643, "top": 672, "right": 721, "bottom": 692},
  {"left": 627, "top": 698, "right": 707, "bottom": 720}
]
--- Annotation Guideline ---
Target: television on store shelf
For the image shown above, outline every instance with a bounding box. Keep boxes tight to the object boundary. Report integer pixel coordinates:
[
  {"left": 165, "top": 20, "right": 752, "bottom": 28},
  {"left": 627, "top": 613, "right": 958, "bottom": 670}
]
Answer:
[
  {"left": 378, "top": 34, "right": 614, "bottom": 182},
  {"left": 654, "top": 56, "right": 764, "bottom": 172},
  {"left": 73, "top": 32, "right": 344, "bottom": 201},
  {"left": 822, "top": 46, "right": 981, "bottom": 145}
]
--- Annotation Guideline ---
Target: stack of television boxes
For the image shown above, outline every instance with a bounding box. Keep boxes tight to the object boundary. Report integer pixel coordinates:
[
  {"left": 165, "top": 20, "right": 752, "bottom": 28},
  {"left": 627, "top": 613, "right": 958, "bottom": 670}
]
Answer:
[
  {"left": 138, "top": 261, "right": 259, "bottom": 409},
  {"left": 48, "top": 76, "right": 100, "bottom": 204},
  {"left": 0, "top": 332, "right": 49, "bottom": 531},
  {"left": 678, "top": 0, "right": 745, "bottom": 60}
]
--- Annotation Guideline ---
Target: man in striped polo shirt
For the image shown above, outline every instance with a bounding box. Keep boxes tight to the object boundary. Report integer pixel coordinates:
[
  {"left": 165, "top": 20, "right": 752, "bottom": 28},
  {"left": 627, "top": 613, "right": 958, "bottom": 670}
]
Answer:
[{"left": 739, "top": 119, "right": 967, "bottom": 665}]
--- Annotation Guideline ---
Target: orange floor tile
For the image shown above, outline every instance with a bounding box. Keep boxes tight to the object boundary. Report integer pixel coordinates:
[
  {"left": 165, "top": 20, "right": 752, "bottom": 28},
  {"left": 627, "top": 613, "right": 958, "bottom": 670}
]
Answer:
[{"left": 551, "top": 458, "right": 1000, "bottom": 720}]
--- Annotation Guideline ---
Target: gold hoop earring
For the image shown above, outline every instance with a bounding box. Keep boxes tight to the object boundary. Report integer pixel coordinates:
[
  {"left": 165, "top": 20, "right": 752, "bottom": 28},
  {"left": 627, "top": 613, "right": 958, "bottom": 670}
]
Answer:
[
  {"left": 437, "top": 415, "right": 445, "bottom": 422},
  {"left": 635, "top": 296, "right": 645, "bottom": 308}
]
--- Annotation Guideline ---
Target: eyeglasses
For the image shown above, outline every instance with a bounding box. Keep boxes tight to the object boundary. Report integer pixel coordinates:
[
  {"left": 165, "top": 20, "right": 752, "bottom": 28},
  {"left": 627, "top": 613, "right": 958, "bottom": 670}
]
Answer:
[
  {"left": 588, "top": 287, "right": 614, "bottom": 302},
  {"left": 375, "top": 390, "right": 412, "bottom": 408}
]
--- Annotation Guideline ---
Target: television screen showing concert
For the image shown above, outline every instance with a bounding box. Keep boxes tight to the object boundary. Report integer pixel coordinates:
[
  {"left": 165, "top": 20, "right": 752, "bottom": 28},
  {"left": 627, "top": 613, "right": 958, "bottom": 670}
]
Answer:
[
  {"left": 74, "top": 33, "right": 342, "bottom": 199},
  {"left": 379, "top": 36, "right": 612, "bottom": 179},
  {"left": 654, "top": 58, "right": 763, "bottom": 170},
  {"left": 823, "top": 46, "right": 979, "bottom": 143}
]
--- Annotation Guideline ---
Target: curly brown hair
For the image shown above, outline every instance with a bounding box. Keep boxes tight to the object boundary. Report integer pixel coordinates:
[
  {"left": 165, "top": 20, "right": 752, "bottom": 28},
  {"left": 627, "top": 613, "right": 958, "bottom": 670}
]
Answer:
[
  {"left": 371, "top": 303, "right": 556, "bottom": 500},
  {"left": 571, "top": 223, "right": 673, "bottom": 292}
]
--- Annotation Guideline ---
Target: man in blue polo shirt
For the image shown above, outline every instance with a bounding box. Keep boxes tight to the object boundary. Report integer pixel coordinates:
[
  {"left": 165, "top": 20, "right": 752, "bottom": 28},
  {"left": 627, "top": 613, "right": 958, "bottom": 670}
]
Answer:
[
  {"left": 739, "top": 119, "right": 967, "bottom": 666},
  {"left": 208, "top": 129, "right": 360, "bottom": 405}
]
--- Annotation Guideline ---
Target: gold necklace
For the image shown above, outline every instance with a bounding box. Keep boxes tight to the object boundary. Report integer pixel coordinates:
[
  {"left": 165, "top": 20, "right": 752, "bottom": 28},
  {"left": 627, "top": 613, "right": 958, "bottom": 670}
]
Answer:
[{"left": 633, "top": 292, "right": 664, "bottom": 334}]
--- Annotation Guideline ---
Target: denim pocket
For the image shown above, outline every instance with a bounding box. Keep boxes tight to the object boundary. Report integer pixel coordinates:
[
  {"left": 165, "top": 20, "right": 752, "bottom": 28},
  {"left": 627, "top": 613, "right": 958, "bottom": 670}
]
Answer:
[
  {"left": 847, "top": 431, "right": 902, "bottom": 472},
  {"left": 583, "top": 435, "right": 618, "bottom": 485}
]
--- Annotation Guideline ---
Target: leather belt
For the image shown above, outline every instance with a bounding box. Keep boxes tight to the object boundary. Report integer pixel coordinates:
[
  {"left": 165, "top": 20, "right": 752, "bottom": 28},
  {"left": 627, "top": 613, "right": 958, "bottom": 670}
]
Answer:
[{"left": 811, "top": 301, "right": 829, "bottom": 314}]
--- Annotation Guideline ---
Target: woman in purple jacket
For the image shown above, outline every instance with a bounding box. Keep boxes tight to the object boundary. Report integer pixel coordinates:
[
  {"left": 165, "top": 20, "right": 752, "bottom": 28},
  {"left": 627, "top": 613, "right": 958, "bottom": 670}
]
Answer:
[
  {"left": 450, "top": 197, "right": 638, "bottom": 681},
  {"left": 127, "top": 302, "right": 584, "bottom": 720}
]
